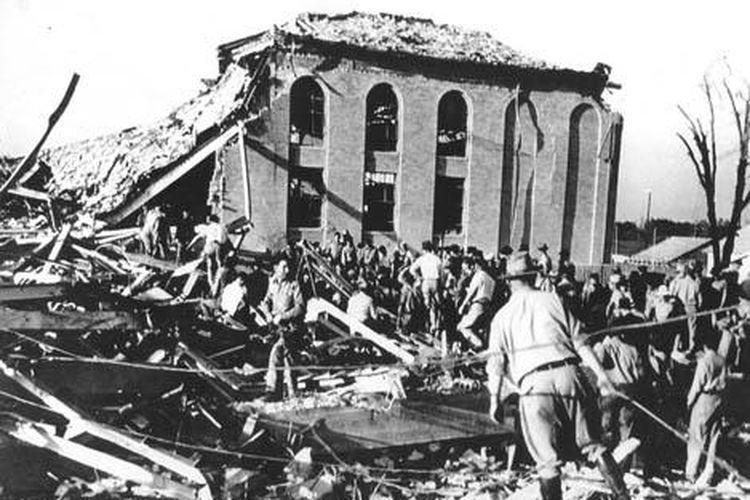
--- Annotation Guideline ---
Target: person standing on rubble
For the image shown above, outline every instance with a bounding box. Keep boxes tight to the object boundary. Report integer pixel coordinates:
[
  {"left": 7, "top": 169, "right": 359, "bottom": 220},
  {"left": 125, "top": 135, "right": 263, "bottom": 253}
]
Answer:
[
  {"left": 409, "top": 240, "right": 443, "bottom": 334},
  {"left": 486, "top": 252, "right": 629, "bottom": 500},
  {"left": 174, "top": 209, "right": 193, "bottom": 263},
  {"left": 202, "top": 214, "right": 229, "bottom": 290},
  {"left": 684, "top": 327, "right": 727, "bottom": 485},
  {"left": 456, "top": 256, "right": 495, "bottom": 349},
  {"left": 670, "top": 261, "right": 702, "bottom": 357},
  {"left": 261, "top": 257, "right": 305, "bottom": 400},
  {"left": 138, "top": 205, "right": 165, "bottom": 257}
]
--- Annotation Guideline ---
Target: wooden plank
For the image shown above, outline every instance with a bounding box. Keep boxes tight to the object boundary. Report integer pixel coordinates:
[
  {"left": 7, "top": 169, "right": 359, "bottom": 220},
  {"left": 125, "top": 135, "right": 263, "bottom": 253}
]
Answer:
[
  {"left": 0, "top": 74, "right": 79, "bottom": 201},
  {"left": 0, "top": 359, "right": 212, "bottom": 498},
  {"left": 12, "top": 232, "right": 56, "bottom": 272},
  {"left": 0, "top": 282, "right": 70, "bottom": 302},
  {"left": 43, "top": 223, "right": 72, "bottom": 274},
  {"left": 123, "top": 251, "right": 179, "bottom": 272},
  {"left": 2, "top": 419, "right": 199, "bottom": 500},
  {"left": 71, "top": 244, "right": 128, "bottom": 275},
  {"left": 0, "top": 307, "right": 142, "bottom": 331},
  {"left": 105, "top": 125, "right": 239, "bottom": 226},
  {"left": 8, "top": 186, "right": 51, "bottom": 202},
  {"left": 305, "top": 298, "right": 416, "bottom": 364},
  {"left": 238, "top": 124, "right": 251, "bottom": 220},
  {"left": 175, "top": 342, "right": 253, "bottom": 398}
]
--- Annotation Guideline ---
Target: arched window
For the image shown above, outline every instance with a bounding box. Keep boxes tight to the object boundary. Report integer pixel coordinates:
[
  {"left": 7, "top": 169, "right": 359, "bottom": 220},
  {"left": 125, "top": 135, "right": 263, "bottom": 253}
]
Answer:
[
  {"left": 562, "top": 104, "right": 598, "bottom": 263},
  {"left": 288, "top": 77, "right": 325, "bottom": 228},
  {"left": 436, "top": 91, "right": 468, "bottom": 157},
  {"left": 365, "top": 83, "right": 398, "bottom": 152},
  {"left": 289, "top": 77, "right": 324, "bottom": 146},
  {"left": 499, "top": 98, "right": 541, "bottom": 250}
]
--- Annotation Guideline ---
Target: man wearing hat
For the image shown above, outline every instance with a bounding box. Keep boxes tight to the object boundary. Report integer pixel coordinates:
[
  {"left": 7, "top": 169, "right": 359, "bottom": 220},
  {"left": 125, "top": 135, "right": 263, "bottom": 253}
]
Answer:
[
  {"left": 487, "top": 252, "right": 629, "bottom": 500},
  {"left": 536, "top": 243, "right": 554, "bottom": 292},
  {"left": 669, "top": 261, "right": 702, "bottom": 355}
]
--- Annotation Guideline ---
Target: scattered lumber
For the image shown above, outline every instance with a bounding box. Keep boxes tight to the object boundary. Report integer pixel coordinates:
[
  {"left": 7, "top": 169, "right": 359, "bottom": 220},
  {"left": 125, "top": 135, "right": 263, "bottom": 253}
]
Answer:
[
  {"left": 0, "top": 282, "right": 70, "bottom": 302},
  {"left": 123, "top": 251, "right": 180, "bottom": 272},
  {"left": 0, "top": 358, "right": 212, "bottom": 500},
  {"left": 0, "top": 307, "right": 142, "bottom": 331},
  {"left": 42, "top": 223, "right": 72, "bottom": 274},
  {"left": 305, "top": 297, "right": 417, "bottom": 364}
]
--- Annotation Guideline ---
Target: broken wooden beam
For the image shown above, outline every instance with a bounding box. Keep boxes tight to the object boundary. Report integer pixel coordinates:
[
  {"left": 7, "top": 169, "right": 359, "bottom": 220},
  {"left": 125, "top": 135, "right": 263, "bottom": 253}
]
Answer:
[
  {"left": 0, "top": 307, "right": 142, "bottom": 331},
  {"left": 122, "top": 251, "right": 180, "bottom": 272},
  {"left": 42, "top": 223, "right": 72, "bottom": 274},
  {"left": 0, "top": 359, "right": 212, "bottom": 499},
  {"left": 0, "top": 282, "right": 70, "bottom": 302},
  {"left": 1, "top": 417, "right": 199, "bottom": 500},
  {"left": 305, "top": 298, "right": 416, "bottom": 365},
  {"left": 105, "top": 125, "right": 240, "bottom": 226},
  {"left": 7, "top": 186, "right": 51, "bottom": 202}
]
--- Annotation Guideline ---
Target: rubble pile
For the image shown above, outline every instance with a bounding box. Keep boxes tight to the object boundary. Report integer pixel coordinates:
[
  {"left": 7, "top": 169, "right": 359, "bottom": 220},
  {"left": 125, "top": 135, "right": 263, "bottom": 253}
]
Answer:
[
  {"left": 1, "top": 47, "right": 748, "bottom": 500},
  {"left": 285, "top": 12, "right": 551, "bottom": 69},
  {"left": 41, "top": 64, "right": 253, "bottom": 216}
]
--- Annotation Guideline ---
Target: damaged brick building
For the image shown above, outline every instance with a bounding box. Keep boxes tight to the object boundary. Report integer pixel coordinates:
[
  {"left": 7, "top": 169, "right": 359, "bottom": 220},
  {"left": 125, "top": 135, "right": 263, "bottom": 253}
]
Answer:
[
  {"left": 217, "top": 12, "right": 623, "bottom": 263},
  {"left": 38, "top": 12, "right": 623, "bottom": 264}
]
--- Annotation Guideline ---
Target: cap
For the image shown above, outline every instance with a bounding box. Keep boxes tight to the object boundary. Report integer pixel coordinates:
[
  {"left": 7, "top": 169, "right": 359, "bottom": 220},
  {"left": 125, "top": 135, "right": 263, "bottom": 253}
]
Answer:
[{"left": 537, "top": 243, "right": 549, "bottom": 251}]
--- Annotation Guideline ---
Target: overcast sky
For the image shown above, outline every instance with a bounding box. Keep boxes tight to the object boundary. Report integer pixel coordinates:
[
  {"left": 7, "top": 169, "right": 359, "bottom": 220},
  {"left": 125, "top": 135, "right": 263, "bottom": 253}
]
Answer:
[{"left": 2, "top": 0, "right": 749, "bottom": 222}]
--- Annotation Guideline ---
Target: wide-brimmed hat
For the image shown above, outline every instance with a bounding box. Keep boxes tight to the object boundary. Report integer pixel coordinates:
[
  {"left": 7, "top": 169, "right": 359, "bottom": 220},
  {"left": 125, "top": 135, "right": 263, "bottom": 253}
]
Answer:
[{"left": 504, "top": 252, "right": 538, "bottom": 280}]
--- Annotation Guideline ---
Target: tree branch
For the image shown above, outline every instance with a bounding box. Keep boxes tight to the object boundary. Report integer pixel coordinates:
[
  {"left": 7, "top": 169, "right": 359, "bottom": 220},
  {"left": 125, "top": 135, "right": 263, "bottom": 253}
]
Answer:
[{"left": 677, "top": 132, "right": 706, "bottom": 187}]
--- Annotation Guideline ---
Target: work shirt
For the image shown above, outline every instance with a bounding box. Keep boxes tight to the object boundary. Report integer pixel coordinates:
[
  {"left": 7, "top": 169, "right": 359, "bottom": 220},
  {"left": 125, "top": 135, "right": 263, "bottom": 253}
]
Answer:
[
  {"left": 346, "top": 291, "right": 377, "bottom": 324},
  {"left": 261, "top": 277, "right": 304, "bottom": 323},
  {"left": 360, "top": 245, "right": 379, "bottom": 269},
  {"left": 464, "top": 269, "right": 496, "bottom": 306},
  {"left": 595, "top": 335, "right": 647, "bottom": 388},
  {"left": 410, "top": 252, "right": 442, "bottom": 281},
  {"left": 669, "top": 276, "right": 701, "bottom": 310},
  {"left": 220, "top": 279, "right": 247, "bottom": 317},
  {"left": 487, "top": 288, "right": 581, "bottom": 384},
  {"left": 687, "top": 350, "right": 727, "bottom": 408},
  {"left": 205, "top": 221, "right": 229, "bottom": 246}
]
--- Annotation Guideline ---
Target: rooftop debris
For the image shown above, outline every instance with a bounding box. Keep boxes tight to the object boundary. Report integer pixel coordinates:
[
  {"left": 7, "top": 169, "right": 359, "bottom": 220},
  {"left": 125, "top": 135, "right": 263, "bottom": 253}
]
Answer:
[
  {"left": 220, "top": 11, "right": 552, "bottom": 71},
  {"left": 285, "top": 12, "right": 551, "bottom": 69},
  {"left": 37, "top": 64, "right": 253, "bottom": 217}
]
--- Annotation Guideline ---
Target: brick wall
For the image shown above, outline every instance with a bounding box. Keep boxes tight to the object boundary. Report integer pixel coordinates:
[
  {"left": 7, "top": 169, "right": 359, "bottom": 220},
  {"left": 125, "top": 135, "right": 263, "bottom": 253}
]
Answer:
[{"left": 227, "top": 51, "right": 621, "bottom": 265}]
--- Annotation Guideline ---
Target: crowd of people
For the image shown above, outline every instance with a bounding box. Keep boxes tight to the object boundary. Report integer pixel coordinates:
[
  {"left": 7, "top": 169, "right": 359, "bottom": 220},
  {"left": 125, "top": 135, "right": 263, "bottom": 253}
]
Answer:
[{"left": 135, "top": 210, "right": 749, "bottom": 498}]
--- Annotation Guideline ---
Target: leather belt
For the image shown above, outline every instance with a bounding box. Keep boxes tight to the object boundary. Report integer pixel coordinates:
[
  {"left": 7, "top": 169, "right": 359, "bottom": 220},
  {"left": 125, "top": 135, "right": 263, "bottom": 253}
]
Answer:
[{"left": 519, "top": 358, "right": 579, "bottom": 387}]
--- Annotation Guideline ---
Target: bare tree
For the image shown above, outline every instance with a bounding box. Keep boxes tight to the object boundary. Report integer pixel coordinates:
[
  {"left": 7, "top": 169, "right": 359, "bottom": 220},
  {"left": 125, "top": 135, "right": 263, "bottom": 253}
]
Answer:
[{"left": 677, "top": 73, "right": 750, "bottom": 269}]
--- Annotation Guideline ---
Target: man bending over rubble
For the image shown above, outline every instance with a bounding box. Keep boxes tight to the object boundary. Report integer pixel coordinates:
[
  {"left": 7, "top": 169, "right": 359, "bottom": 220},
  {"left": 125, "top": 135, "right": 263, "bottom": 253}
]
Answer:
[
  {"left": 261, "top": 257, "right": 305, "bottom": 400},
  {"left": 486, "top": 252, "right": 629, "bottom": 500}
]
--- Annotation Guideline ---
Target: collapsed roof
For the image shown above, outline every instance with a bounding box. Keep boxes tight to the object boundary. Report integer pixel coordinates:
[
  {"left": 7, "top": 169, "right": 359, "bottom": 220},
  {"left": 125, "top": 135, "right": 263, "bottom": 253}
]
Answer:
[
  {"left": 39, "top": 64, "right": 253, "bottom": 217},
  {"left": 219, "top": 12, "right": 564, "bottom": 71},
  {"left": 219, "top": 12, "right": 610, "bottom": 93},
  {"left": 286, "top": 11, "right": 550, "bottom": 69}
]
